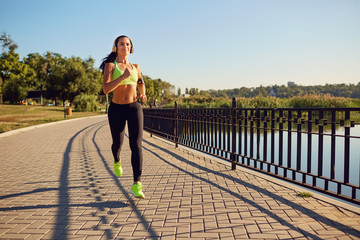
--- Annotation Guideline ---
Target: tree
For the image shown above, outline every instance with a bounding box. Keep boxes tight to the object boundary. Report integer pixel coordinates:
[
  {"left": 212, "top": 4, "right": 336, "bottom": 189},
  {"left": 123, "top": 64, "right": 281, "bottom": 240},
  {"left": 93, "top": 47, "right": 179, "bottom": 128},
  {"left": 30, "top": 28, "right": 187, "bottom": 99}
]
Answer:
[
  {"left": 44, "top": 52, "right": 66, "bottom": 105},
  {"left": 0, "top": 33, "right": 19, "bottom": 102},
  {"left": 189, "top": 88, "right": 199, "bottom": 96},
  {"left": 24, "top": 53, "right": 48, "bottom": 104},
  {"left": 0, "top": 33, "right": 35, "bottom": 103},
  {"left": 139, "top": 75, "right": 176, "bottom": 106},
  {"left": 199, "top": 90, "right": 211, "bottom": 98},
  {"left": 3, "top": 76, "right": 26, "bottom": 103},
  {"left": 161, "top": 81, "right": 175, "bottom": 98},
  {"left": 76, "top": 57, "right": 102, "bottom": 100},
  {"left": 45, "top": 53, "right": 102, "bottom": 105},
  {"left": 350, "top": 82, "right": 360, "bottom": 99},
  {"left": 0, "top": 32, "right": 17, "bottom": 51},
  {"left": 251, "top": 85, "right": 268, "bottom": 97},
  {"left": 143, "top": 75, "right": 156, "bottom": 105}
]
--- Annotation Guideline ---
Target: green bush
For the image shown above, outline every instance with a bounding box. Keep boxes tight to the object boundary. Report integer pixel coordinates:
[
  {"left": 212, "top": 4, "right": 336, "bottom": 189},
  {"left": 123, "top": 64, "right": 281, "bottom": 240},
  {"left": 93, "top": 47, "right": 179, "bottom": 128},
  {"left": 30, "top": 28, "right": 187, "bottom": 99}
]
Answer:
[
  {"left": 73, "top": 94, "right": 99, "bottom": 112},
  {"left": 3, "top": 77, "right": 28, "bottom": 104}
]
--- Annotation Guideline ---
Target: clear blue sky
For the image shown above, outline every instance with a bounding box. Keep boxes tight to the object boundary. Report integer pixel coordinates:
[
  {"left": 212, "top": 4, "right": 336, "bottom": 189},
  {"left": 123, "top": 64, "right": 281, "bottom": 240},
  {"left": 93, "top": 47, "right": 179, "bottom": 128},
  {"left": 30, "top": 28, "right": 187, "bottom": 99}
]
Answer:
[{"left": 1, "top": 0, "right": 359, "bottom": 92}]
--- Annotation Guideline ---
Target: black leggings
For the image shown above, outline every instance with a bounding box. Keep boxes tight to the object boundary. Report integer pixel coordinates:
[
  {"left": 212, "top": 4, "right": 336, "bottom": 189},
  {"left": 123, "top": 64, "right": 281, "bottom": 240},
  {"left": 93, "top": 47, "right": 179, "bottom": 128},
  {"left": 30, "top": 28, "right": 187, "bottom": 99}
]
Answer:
[{"left": 108, "top": 101, "right": 143, "bottom": 182}]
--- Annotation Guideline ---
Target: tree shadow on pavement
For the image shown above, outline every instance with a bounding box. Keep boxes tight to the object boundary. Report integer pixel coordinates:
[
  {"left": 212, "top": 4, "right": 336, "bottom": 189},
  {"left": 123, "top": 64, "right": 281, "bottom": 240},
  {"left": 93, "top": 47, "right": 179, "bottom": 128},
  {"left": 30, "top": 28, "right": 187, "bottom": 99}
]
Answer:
[
  {"left": 0, "top": 187, "right": 63, "bottom": 200},
  {"left": 0, "top": 201, "right": 129, "bottom": 212}
]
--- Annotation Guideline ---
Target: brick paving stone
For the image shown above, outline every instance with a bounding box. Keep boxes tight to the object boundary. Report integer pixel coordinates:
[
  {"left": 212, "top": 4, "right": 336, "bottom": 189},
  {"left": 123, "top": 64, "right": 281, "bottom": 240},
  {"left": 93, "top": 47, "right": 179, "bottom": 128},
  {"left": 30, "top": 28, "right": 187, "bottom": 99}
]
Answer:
[
  {"left": 0, "top": 115, "right": 360, "bottom": 239},
  {"left": 4, "top": 224, "right": 31, "bottom": 234},
  {"left": 248, "top": 233, "right": 278, "bottom": 239},
  {"left": 20, "top": 228, "right": 49, "bottom": 234},
  {"left": 0, "top": 233, "right": 31, "bottom": 239},
  {"left": 336, "top": 236, "right": 357, "bottom": 240},
  {"left": 84, "top": 236, "right": 102, "bottom": 240},
  {"left": 24, "top": 234, "right": 44, "bottom": 240}
]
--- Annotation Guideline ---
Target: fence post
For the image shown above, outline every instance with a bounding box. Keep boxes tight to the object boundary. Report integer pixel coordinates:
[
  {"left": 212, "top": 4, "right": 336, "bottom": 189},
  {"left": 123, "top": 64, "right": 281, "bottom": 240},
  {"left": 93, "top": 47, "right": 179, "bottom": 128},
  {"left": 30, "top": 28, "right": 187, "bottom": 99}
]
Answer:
[
  {"left": 231, "top": 97, "right": 237, "bottom": 170},
  {"left": 175, "top": 101, "right": 178, "bottom": 148},
  {"left": 149, "top": 103, "right": 152, "bottom": 137},
  {"left": 63, "top": 101, "right": 67, "bottom": 119}
]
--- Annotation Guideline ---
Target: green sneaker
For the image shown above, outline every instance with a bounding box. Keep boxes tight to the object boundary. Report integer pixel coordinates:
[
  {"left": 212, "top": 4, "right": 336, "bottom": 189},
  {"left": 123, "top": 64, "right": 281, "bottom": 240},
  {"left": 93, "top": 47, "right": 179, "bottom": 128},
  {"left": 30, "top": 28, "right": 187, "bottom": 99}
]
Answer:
[
  {"left": 130, "top": 182, "right": 145, "bottom": 199},
  {"left": 114, "top": 160, "right": 123, "bottom": 177}
]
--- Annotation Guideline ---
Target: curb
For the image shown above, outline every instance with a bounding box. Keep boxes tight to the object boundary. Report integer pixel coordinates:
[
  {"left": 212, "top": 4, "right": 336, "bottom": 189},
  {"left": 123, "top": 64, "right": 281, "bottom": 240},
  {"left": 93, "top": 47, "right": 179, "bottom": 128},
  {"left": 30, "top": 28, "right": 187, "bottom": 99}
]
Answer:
[{"left": 0, "top": 114, "right": 107, "bottom": 138}]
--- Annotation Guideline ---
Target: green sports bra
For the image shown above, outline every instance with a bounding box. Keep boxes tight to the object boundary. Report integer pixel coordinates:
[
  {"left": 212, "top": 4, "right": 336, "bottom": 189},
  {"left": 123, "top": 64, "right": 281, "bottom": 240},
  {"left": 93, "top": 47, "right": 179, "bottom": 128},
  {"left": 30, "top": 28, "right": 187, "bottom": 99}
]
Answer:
[{"left": 112, "top": 61, "right": 138, "bottom": 86}]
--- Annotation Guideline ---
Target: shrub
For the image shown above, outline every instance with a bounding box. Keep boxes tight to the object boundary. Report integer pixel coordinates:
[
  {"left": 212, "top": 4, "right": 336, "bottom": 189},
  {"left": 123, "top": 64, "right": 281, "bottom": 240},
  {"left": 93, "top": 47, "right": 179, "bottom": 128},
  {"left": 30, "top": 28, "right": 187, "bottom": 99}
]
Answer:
[
  {"left": 73, "top": 94, "right": 99, "bottom": 112},
  {"left": 296, "top": 192, "right": 313, "bottom": 198},
  {"left": 3, "top": 77, "right": 28, "bottom": 104}
]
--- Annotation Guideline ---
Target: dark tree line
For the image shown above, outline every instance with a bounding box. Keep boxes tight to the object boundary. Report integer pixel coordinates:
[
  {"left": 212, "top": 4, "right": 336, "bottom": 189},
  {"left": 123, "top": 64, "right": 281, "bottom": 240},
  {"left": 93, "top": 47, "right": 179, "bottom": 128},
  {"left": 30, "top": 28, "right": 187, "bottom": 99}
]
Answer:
[{"left": 206, "top": 82, "right": 360, "bottom": 99}]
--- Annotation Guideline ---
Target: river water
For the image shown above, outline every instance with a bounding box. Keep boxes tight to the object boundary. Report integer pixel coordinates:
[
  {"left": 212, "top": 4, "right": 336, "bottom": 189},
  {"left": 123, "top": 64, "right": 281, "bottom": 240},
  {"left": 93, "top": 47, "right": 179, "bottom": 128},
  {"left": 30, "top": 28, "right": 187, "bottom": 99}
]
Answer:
[
  {"left": 184, "top": 125, "right": 360, "bottom": 199},
  {"left": 239, "top": 125, "right": 360, "bottom": 197}
]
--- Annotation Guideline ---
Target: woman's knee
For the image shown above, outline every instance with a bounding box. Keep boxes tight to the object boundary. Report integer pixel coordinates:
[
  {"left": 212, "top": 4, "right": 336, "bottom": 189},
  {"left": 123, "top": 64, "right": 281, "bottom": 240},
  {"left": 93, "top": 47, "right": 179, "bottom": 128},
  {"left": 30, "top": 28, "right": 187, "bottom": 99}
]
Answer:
[
  {"left": 112, "top": 142, "right": 122, "bottom": 150},
  {"left": 129, "top": 140, "right": 142, "bottom": 152}
]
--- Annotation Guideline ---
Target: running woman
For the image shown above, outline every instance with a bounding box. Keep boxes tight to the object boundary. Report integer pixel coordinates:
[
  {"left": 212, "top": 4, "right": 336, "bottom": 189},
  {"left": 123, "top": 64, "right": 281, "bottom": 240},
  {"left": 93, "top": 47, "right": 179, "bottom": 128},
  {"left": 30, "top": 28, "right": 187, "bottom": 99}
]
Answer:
[{"left": 100, "top": 35, "right": 147, "bottom": 198}]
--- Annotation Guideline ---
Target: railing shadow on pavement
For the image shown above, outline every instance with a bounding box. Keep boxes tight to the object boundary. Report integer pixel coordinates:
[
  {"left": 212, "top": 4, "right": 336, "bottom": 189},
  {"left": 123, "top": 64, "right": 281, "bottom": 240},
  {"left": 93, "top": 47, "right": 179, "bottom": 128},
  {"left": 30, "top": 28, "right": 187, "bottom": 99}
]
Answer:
[{"left": 142, "top": 137, "right": 360, "bottom": 239}]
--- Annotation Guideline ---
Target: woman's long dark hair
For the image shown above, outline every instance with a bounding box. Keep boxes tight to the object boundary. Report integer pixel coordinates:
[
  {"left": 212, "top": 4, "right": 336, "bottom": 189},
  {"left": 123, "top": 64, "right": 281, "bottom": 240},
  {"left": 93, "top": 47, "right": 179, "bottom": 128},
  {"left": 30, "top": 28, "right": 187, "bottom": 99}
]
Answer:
[
  {"left": 99, "top": 51, "right": 117, "bottom": 72},
  {"left": 99, "top": 35, "right": 133, "bottom": 72}
]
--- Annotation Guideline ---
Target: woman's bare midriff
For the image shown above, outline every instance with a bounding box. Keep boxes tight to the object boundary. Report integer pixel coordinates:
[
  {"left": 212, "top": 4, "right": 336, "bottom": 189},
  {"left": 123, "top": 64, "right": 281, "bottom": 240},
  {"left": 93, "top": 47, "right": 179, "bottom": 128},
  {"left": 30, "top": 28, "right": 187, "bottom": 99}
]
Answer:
[{"left": 112, "top": 84, "right": 137, "bottom": 104}]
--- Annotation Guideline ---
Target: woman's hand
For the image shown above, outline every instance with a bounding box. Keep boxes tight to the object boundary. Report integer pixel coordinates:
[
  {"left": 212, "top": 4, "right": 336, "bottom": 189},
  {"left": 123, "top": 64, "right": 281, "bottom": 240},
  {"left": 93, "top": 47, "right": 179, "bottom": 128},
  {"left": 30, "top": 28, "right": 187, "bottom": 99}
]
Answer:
[
  {"left": 123, "top": 66, "right": 132, "bottom": 79},
  {"left": 139, "top": 94, "right": 147, "bottom": 103}
]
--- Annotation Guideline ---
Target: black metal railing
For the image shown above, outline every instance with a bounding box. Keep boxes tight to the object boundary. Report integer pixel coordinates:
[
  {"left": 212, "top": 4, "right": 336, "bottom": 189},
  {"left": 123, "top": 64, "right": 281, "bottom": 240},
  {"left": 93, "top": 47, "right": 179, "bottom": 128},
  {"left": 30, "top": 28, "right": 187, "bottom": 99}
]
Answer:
[{"left": 143, "top": 99, "right": 360, "bottom": 204}]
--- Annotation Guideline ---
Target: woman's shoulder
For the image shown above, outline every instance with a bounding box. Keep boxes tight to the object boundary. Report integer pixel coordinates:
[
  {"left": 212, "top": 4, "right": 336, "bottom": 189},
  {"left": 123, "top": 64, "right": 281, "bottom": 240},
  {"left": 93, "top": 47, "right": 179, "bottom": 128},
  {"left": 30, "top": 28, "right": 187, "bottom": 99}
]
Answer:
[
  {"left": 106, "top": 61, "right": 115, "bottom": 66},
  {"left": 104, "top": 61, "right": 115, "bottom": 70},
  {"left": 132, "top": 63, "right": 141, "bottom": 71}
]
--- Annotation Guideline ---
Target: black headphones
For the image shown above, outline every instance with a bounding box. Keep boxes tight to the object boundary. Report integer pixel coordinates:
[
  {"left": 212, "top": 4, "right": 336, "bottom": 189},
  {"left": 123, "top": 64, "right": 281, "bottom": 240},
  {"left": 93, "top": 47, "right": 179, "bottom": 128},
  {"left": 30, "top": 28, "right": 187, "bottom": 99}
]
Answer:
[{"left": 112, "top": 35, "right": 134, "bottom": 54}]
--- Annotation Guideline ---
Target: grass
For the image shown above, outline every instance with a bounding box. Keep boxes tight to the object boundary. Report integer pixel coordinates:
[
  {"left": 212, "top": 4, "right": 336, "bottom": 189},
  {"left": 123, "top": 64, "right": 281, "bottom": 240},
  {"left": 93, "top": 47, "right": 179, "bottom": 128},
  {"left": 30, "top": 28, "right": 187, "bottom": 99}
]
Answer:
[
  {"left": 296, "top": 192, "right": 313, "bottom": 198},
  {"left": 0, "top": 104, "right": 106, "bottom": 133}
]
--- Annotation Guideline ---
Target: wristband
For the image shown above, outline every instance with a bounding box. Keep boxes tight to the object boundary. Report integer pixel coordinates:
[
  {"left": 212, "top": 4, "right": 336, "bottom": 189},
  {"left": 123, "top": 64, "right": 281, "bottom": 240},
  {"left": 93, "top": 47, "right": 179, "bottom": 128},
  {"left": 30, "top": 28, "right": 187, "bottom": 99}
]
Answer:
[{"left": 137, "top": 78, "right": 144, "bottom": 84}]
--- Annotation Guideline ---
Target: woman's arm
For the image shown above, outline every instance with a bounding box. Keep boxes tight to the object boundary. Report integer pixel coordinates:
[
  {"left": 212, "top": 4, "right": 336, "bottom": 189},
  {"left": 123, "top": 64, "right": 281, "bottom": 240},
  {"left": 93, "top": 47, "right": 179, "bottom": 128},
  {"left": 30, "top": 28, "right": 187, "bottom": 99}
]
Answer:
[
  {"left": 134, "top": 64, "right": 147, "bottom": 103},
  {"left": 102, "top": 63, "right": 132, "bottom": 95}
]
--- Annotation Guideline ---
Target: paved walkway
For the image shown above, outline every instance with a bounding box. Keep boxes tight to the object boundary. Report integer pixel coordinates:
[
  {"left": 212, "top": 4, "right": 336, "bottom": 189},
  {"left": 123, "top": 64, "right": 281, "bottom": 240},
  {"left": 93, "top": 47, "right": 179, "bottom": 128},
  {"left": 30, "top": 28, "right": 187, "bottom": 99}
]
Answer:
[{"left": 0, "top": 115, "right": 359, "bottom": 240}]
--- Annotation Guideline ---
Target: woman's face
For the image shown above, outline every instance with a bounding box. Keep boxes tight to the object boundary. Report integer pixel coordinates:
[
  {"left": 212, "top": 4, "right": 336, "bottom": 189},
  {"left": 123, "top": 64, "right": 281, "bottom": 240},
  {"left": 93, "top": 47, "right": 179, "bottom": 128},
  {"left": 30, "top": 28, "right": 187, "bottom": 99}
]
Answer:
[{"left": 116, "top": 37, "right": 132, "bottom": 55}]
